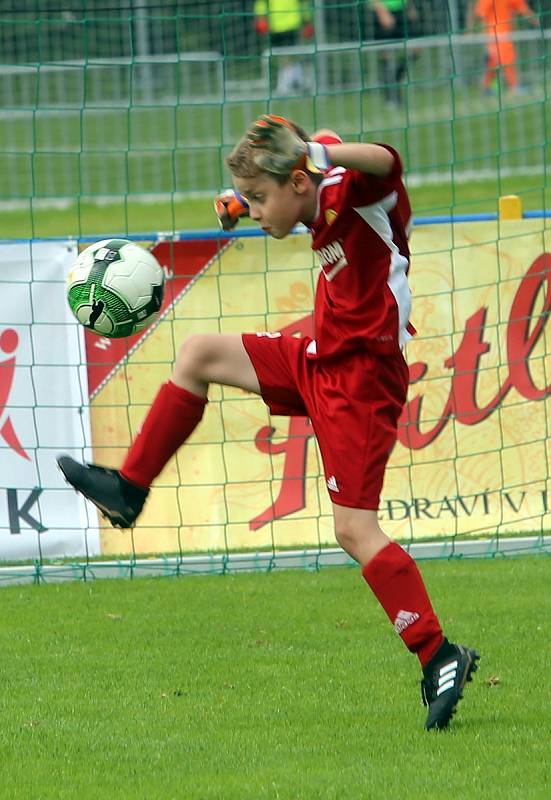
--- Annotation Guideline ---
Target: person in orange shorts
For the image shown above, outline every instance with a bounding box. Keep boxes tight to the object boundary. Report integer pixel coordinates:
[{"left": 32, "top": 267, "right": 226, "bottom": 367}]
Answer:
[{"left": 473, "top": 0, "right": 539, "bottom": 93}]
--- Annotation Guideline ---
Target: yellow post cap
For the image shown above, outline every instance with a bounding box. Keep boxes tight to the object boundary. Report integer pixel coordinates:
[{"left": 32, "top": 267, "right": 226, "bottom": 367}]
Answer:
[{"left": 498, "top": 195, "right": 523, "bottom": 220}]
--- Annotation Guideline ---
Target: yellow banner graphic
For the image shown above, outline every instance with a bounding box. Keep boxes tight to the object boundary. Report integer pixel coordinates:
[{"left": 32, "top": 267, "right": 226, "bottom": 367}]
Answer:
[{"left": 89, "top": 218, "right": 551, "bottom": 555}]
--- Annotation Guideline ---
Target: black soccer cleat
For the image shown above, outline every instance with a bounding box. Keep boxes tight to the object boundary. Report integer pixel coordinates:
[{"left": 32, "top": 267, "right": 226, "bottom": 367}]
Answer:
[
  {"left": 421, "top": 639, "right": 480, "bottom": 731},
  {"left": 57, "top": 455, "right": 148, "bottom": 528}
]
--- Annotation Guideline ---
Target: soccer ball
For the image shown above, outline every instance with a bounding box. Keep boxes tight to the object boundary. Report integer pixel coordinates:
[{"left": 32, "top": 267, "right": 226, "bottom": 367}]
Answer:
[{"left": 66, "top": 239, "right": 165, "bottom": 338}]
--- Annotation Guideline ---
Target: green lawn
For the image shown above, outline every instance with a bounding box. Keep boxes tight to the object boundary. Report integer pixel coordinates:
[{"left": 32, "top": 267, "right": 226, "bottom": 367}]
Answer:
[
  {"left": 1, "top": 555, "right": 549, "bottom": 799},
  {"left": 2, "top": 172, "right": 550, "bottom": 241},
  {"left": 2, "top": 80, "right": 549, "bottom": 198},
  {"left": 2, "top": 75, "right": 549, "bottom": 241}
]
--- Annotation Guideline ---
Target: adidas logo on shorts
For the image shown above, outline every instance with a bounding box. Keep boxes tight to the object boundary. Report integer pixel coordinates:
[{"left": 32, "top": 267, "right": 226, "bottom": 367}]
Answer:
[{"left": 326, "top": 475, "right": 339, "bottom": 492}]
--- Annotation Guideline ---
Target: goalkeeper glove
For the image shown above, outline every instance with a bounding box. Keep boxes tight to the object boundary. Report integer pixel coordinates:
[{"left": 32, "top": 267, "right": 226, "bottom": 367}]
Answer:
[
  {"left": 214, "top": 189, "right": 249, "bottom": 231},
  {"left": 248, "top": 114, "right": 331, "bottom": 176}
]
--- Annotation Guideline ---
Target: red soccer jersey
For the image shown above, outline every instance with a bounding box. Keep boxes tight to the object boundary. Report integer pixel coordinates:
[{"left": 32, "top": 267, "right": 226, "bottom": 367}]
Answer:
[{"left": 308, "top": 145, "right": 413, "bottom": 359}]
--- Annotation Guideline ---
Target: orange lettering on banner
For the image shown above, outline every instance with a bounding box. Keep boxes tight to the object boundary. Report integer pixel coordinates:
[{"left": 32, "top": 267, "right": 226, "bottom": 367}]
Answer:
[
  {"left": 250, "top": 312, "right": 315, "bottom": 529},
  {"left": 0, "top": 328, "right": 30, "bottom": 461},
  {"left": 250, "top": 253, "right": 551, "bottom": 527},
  {"left": 400, "top": 253, "right": 551, "bottom": 449},
  {"left": 250, "top": 417, "right": 314, "bottom": 530}
]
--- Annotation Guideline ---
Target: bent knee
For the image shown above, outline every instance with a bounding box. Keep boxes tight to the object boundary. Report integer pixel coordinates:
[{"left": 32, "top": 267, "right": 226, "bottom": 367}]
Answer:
[
  {"left": 334, "top": 516, "right": 384, "bottom": 550},
  {"left": 334, "top": 522, "right": 360, "bottom": 552},
  {"left": 174, "top": 334, "right": 217, "bottom": 381}
]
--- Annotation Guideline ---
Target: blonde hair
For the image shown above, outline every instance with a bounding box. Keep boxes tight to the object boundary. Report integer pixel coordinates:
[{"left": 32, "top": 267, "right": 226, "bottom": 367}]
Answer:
[
  {"left": 226, "top": 120, "right": 311, "bottom": 186},
  {"left": 226, "top": 135, "right": 268, "bottom": 181}
]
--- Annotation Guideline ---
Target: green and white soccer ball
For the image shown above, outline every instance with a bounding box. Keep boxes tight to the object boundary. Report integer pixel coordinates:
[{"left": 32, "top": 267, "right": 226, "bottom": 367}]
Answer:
[{"left": 66, "top": 239, "right": 165, "bottom": 338}]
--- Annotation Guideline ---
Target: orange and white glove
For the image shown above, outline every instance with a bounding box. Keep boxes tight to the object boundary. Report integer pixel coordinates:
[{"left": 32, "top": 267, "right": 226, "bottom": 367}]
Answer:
[
  {"left": 248, "top": 114, "right": 332, "bottom": 176},
  {"left": 214, "top": 189, "right": 249, "bottom": 231}
]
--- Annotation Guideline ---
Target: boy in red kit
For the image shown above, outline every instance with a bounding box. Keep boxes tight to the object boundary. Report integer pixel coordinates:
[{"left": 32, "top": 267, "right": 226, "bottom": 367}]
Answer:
[{"left": 58, "top": 115, "right": 479, "bottom": 730}]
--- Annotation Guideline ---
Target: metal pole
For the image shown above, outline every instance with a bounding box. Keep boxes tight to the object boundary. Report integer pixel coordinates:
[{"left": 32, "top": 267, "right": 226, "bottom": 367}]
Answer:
[
  {"left": 314, "top": 0, "right": 328, "bottom": 94},
  {"left": 133, "top": 0, "right": 154, "bottom": 102},
  {"left": 447, "top": 0, "right": 464, "bottom": 86}
]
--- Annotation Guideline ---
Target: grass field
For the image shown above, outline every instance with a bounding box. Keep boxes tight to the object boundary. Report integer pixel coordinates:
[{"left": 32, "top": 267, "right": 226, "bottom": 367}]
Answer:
[
  {"left": 2, "top": 171, "right": 550, "bottom": 242},
  {"left": 2, "top": 68, "right": 549, "bottom": 240},
  {"left": 1, "top": 555, "right": 549, "bottom": 799},
  {"left": 2, "top": 75, "right": 549, "bottom": 200},
  {"left": 2, "top": 76, "right": 550, "bottom": 241}
]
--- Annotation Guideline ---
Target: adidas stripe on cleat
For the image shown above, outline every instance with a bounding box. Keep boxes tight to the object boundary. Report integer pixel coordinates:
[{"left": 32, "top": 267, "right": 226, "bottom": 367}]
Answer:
[
  {"left": 421, "top": 639, "right": 480, "bottom": 730},
  {"left": 57, "top": 455, "right": 148, "bottom": 528}
]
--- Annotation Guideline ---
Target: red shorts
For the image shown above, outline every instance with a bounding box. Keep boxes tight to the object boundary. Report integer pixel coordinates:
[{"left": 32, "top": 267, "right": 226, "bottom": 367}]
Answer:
[{"left": 242, "top": 333, "right": 409, "bottom": 510}]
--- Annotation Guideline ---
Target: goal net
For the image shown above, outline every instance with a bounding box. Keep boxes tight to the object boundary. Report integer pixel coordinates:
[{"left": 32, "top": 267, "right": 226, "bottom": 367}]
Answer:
[{"left": 1, "top": 1, "right": 550, "bottom": 580}]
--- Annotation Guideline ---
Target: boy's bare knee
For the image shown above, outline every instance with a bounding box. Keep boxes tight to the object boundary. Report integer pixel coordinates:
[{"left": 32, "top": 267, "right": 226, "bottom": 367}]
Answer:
[
  {"left": 173, "top": 335, "right": 212, "bottom": 386},
  {"left": 334, "top": 521, "right": 360, "bottom": 552},
  {"left": 333, "top": 512, "right": 389, "bottom": 564}
]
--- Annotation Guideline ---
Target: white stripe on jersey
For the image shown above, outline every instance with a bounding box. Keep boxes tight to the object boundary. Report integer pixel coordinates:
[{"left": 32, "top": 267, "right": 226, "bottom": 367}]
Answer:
[
  {"left": 314, "top": 168, "right": 346, "bottom": 221},
  {"left": 320, "top": 175, "right": 344, "bottom": 188},
  {"left": 322, "top": 166, "right": 346, "bottom": 179},
  {"left": 353, "top": 191, "right": 413, "bottom": 349}
]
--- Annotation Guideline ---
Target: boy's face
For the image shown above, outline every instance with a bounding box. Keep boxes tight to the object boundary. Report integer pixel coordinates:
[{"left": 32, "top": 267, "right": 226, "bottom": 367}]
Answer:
[{"left": 233, "top": 171, "right": 316, "bottom": 239}]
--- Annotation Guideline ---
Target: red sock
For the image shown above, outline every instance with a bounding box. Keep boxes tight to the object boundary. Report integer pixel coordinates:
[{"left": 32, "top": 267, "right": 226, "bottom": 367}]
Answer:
[
  {"left": 362, "top": 541, "right": 443, "bottom": 666},
  {"left": 120, "top": 380, "right": 206, "bottom": 489}
]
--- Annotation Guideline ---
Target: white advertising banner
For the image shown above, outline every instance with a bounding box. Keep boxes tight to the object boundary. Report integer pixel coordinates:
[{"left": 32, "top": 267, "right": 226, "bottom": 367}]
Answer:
[{"left": 0, "top": 241, "right": 99, "bottom": 559}]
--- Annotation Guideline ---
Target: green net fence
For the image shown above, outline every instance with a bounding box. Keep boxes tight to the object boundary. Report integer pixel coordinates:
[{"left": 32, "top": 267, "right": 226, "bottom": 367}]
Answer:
[
  {"left": 1, "top": 1, "right": 551, "bottom": 583},
  {"left": 2, "top": 1, "right": 551, "bottom": 213}
]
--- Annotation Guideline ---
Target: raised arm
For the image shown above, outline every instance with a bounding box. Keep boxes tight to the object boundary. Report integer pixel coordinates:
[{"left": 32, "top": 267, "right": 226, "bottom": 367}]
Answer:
[
  {"left": 248, "top": 115, "right": 396, "bottom": 178},
  {"left": 322, "top": 142, "right": 395, "bottom": 178}
]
